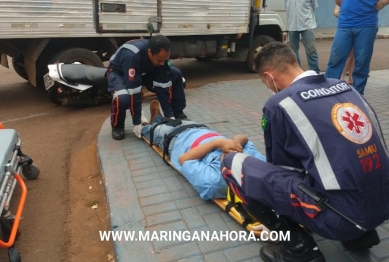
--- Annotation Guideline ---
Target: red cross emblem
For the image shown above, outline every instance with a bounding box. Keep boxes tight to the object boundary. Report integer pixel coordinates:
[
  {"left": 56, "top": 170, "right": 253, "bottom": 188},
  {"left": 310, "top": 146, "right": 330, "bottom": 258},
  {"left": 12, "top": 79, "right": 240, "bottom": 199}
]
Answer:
[{"left": 342, "top": 111, "right": 365, "bottom": 134}]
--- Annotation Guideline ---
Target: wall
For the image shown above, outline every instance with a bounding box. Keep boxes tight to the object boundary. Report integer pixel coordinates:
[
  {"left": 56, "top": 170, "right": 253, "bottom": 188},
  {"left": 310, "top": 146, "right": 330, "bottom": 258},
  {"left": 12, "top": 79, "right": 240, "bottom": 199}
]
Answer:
[{"left": 315, "top": 1, "right": 389, "bottom": 28}]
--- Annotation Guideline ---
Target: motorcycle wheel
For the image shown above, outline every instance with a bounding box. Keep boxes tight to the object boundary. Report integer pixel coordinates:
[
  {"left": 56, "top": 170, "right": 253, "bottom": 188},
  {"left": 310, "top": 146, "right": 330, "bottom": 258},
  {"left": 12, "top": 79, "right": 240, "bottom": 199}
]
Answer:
[{"left": 47, "top": 48, "right": 104, "bottom": 106}]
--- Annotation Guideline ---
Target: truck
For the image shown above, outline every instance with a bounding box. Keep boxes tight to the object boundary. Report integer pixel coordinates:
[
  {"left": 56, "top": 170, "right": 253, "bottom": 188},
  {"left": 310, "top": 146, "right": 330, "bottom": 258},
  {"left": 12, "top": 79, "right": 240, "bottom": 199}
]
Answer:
[{"left": 0, "top": 0, "right": 287, "bottom": 97}]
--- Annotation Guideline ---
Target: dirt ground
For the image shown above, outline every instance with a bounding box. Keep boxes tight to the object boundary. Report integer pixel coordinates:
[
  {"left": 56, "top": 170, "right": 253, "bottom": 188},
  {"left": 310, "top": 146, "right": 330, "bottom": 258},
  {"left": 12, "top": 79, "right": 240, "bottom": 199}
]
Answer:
[{"left": 0, "top": 39, "right": 388, "bottom": 262}]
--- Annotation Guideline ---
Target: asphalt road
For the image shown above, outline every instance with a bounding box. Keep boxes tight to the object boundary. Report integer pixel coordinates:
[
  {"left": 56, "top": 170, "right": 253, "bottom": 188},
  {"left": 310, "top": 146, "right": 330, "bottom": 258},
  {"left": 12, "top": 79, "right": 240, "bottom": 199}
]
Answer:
[{"left": 0, "top": 39, "right": 388, "bottom": 261}]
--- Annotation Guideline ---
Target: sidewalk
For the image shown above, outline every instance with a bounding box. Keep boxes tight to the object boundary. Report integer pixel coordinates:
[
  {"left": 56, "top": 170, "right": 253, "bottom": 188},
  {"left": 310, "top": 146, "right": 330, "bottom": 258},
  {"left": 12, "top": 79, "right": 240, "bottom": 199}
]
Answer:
[
  {"left": 98, "top": 71, "right": 389, "bottom": 262},
  {"left": 314, "top": 27, "right": 389, "bottom": 41}
]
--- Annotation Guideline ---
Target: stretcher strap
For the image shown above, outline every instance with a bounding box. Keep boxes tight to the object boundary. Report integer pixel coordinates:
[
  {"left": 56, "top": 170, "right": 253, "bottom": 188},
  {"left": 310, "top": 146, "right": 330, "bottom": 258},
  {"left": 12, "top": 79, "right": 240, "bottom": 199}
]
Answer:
[
  {"left": 149, "top": 118, "right": 183, "bottom": 147},
  {"left": 226, "top": 189, "right": 256, "bottom": 229},
  {"left": 149, "top": 120, "right": 169, "bottom": 147},
  {"left": 162, "top": 124, "right": 207, "bottom": 164}
]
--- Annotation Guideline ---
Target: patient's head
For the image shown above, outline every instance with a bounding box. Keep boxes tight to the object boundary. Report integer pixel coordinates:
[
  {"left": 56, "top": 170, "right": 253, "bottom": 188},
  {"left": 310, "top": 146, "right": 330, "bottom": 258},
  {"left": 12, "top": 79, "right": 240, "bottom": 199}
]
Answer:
[{"left": 232, "top": 134, "right": 248, "bottom": 148}]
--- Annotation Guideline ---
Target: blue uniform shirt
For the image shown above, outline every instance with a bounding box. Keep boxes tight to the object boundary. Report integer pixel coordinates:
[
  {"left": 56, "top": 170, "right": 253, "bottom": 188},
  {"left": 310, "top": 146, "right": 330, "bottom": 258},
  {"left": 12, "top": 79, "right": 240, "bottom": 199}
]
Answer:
[
  {"left": 108, "top": 39, "right": 155, "bottom": 91},
  {"left": 338, "top": 0, "right": 378, "bottom": 28},
  {"left": 170, "top": 128, "right": 266, "bottom": 200}
]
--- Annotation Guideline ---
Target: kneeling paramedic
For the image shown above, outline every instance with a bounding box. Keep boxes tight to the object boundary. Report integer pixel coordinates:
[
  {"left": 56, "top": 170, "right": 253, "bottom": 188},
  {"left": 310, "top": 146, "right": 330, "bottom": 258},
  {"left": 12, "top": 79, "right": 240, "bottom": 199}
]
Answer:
[
  {"left": 221, "top": 42, "right": 389, "bottom": 262},
  {"left": 107, "top": 35, "right": 187, "bottom": 140}
]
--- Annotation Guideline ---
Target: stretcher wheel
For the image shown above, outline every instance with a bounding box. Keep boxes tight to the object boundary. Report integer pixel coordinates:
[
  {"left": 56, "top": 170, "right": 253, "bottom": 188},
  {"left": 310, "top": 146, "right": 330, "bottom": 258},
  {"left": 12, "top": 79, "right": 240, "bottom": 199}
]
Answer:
[
  {"left": 22, "top": 165, "right": 40, "bottom": 180},
  {"left": 8, "top": 246, "right": 21, "bottom": 262}
]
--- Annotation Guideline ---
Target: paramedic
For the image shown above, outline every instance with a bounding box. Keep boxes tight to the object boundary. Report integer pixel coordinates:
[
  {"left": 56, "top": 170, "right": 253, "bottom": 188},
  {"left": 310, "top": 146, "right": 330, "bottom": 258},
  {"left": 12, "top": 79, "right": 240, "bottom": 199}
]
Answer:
[
  {"left": 107, "top": 35, "right": 187, "bottom": 140},
  {"left": 221, "top": 42, "right": 389, "bottom": 262},
  {"left": 141, "top": 100, "right": 266, "bottom": 200}
]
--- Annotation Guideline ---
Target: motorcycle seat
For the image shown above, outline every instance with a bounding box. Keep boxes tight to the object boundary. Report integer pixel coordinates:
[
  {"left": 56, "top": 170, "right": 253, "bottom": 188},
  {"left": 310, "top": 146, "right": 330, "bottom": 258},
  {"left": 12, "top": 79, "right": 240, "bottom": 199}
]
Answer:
[{"left": 60, "top": 64, "right": 108, "bottom": 86}]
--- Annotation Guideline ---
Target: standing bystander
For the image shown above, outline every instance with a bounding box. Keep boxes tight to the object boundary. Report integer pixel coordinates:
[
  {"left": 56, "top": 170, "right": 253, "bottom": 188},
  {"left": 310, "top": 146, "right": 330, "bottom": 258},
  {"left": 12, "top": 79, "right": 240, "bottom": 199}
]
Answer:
[
  {"left": 325, "top": 0, "right": 389, "bottom": 95},
  {"left": 285, "top": 0, "right": 320, "bottom": 74}
]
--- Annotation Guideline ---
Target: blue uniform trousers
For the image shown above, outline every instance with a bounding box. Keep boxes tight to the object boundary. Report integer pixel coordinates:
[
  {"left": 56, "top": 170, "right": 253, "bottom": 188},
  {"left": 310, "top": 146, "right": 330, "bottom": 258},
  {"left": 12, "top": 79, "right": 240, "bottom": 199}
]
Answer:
[{"left": 221, "top": 153, "right": 368, "bottom": 241}]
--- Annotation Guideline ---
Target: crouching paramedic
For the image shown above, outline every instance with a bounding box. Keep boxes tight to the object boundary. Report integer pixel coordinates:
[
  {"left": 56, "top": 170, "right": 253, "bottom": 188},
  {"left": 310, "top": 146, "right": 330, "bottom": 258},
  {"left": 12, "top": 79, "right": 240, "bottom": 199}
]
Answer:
[
  {"left": 107, "top": 35, "right": 187, "bottom": 140},
  {"left": 220, "top": 42, "right": 389, "bottom": 262},
  {"left": 141, "top": 100, "right": 266, "bottom": 200}
]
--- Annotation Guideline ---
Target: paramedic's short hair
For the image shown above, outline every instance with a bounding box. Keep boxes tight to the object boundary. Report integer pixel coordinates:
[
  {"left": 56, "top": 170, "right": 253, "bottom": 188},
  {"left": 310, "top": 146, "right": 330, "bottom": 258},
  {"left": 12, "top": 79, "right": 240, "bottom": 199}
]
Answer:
[
  {"left": 148, "top": 35, "right": 172, "bottom": 55},
  {"left": 254, "top": 42, "right": 298, "bottom": 76}
]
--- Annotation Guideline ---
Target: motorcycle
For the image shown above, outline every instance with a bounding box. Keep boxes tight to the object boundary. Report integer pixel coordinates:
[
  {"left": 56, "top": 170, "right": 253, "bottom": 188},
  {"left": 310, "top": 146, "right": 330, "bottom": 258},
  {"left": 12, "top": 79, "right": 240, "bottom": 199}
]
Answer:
[{"left": 44, "top": 63, "right": 185, "bottom": 107}]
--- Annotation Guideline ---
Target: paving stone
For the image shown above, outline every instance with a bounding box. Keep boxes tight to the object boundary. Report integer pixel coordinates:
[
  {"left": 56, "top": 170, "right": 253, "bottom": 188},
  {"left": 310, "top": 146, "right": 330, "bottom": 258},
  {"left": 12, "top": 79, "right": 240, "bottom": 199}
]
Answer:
[
  {"left": 146, "top": 210, "right": 183, "bottom": 227},
  {"left": 370, "top": 239, "right": 389, "bottom": 260},
  {"left": 129, "top": 160, "right": 158, "bottom": 171},
  {"left": 146, "top": 220, "right": 189, "bottom": 252},
  {"left": 198, "top": 203, "right": 220, "bottom": 216},
  {"left": 138, "top": 184, "right": 169, "bottom": 198},
  {"left": 317, "top": 240, "right": 354, "bottom": 262},
  {"left": 204, "top": 252, "right": 231, "bottom": 262},
  {"left": 176, "top": 197, "right": 208, "bottom": 209},
  {"left": 165, "top": 176, "right": 185, "bottom": 192},
  {"left": 156, "top": 242, "right": 201, "bottom": 262},
  {"left": 185, "top": 217, "right": 208, "bottom": 230},
  {"left": 160, "top": 170, "right": 180, "bottom": 178},
  {"left": 135, "top": 178, "right": 166, "bottom": 190},
  {"left": 224, "top": 243, "right": 262, "bottom": 262},
  {"left": 125, "top": 150, "right": 152, "bottom": 160},
  {"left": 139, "top": 193, "right": 173, "bottom": 207},
  {"left": 143, "top": 202, "right": 178, "bottom": 216},
  {"left": 131, "top": 167, "right": 160, "bottom": 177},
  {"left": 171, "top": 189, "right": 190, "bottom": 200}
]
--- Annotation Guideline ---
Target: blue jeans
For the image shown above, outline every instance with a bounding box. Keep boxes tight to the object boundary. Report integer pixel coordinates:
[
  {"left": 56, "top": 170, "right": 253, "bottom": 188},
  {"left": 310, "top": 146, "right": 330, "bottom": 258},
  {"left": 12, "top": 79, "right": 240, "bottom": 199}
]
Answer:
[
  {"left": 289, "top": 30, "right": 320, "bottom": 74},
  {"left": 325, "top": 27, "right": 377, "bottom": 95},
  {"left": 141, "top": 115, "right": 201, "bottom": 155}
]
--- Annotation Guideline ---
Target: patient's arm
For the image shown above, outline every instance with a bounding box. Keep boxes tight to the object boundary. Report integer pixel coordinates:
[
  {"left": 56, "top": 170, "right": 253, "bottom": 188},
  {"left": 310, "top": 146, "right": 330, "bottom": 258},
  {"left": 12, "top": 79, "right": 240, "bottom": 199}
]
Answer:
[{"left": 179, "top": 138, "right": 242, "bottom": 165}]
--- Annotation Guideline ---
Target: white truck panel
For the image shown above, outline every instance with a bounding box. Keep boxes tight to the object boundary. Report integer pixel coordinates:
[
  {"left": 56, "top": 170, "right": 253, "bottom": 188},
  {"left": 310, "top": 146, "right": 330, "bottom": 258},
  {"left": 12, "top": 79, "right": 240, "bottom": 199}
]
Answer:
[
  {"left": 160, "top": 0, "right": 251, "bottom": 35},
  {"left": 0, "top": 0, "right": 251, "bottom": 38},
  {"left": 98, "top": 0, "right": 158, "bottom": 32},
  {"left": 0, "top": 0, "right": 96, "bottom": 38}
]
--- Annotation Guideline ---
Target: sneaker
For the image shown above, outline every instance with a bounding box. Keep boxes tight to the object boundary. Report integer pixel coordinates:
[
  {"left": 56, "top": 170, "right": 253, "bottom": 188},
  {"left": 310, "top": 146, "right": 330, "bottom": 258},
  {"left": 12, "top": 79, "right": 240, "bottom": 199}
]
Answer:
[
  {"left": 112, "top": 127, "right": 125, "bottom": 140},
  {"left": 149, "top": 100, "right": 162, "bottom": 123}
]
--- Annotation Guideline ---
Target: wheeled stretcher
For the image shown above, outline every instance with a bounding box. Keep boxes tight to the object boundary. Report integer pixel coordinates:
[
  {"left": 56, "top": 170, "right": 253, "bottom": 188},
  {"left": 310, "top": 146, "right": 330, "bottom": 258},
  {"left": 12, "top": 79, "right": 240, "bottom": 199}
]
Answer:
[
  {"left": 141, "top": 135, "right": 263, "bottom": 236},
  {"left": 0, "top": 123, "right": 40, "bottom": 262}
]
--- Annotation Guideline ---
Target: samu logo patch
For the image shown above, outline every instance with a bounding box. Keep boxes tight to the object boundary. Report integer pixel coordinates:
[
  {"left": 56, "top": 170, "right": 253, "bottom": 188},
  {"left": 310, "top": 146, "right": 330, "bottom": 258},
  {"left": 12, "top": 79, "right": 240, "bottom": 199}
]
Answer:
[{"left": 331, "top": 103, "right": 372, "bottom": 144}]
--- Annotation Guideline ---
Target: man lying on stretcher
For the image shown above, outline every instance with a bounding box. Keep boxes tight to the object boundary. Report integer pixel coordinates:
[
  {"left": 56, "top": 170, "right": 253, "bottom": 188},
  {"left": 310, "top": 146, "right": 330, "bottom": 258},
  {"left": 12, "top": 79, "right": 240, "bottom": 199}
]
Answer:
[{"left": 141, "top": 100, "right": 266, "bottom": 200}]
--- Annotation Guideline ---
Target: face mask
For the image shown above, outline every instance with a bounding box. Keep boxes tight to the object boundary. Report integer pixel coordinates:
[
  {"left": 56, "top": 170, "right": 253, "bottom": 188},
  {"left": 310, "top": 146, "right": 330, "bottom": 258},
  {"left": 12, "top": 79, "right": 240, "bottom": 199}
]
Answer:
[{"left": 266, "top": 74, "right": 279, "bottom": 94}]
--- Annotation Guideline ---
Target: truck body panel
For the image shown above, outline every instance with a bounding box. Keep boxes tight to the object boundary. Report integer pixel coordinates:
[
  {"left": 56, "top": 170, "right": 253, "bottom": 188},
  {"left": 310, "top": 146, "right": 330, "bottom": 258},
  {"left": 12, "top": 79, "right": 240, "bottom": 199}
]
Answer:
[{"left": 0, "top": 0, "right": 252, "bottom": 39}]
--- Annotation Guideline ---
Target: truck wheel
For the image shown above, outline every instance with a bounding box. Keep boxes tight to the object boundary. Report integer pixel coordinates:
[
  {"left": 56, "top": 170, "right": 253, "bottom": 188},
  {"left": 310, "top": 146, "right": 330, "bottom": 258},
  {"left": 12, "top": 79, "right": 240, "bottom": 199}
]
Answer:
[
  {"left": 246, "top": 35, "right": 276, "bottom": 73},
  {"left": 47, "top": 48, "right": 104, "bottom": 105},
  {"left": 12, "top": 54, "right": 28, "bottom": 80}
]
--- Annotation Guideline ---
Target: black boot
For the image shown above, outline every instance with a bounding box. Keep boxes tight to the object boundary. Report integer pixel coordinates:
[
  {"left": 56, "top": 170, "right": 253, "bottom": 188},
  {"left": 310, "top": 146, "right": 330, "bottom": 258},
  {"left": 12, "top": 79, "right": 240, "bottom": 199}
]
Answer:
[
  {"left": 112, "top": 127, "right": 125, "bottom": 140},
  {"left": 260, "top": 218, "right": 325, "bottom": 262},
  {"left": 341, "top": 229, "right": 380, "bottom": 251},
  {"left": 243, "top": 201, "right": 325, "bottom": 262},
  {"left": 174, "top": 111, "right": 188, "bottom": 120}
]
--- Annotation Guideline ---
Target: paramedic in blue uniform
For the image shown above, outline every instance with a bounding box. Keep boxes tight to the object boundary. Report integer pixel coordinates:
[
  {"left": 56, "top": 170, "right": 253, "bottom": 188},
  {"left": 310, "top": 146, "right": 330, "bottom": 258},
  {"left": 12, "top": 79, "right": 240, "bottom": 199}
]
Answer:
[
  {"left": 107, "top": 35, "right": 187, "bottom": 140},
  {"left": 221, "top": 42, "right": 389, "bottom": 262},
  {"left": 140, "top": 100, "right": 266, "bottom": 200}
]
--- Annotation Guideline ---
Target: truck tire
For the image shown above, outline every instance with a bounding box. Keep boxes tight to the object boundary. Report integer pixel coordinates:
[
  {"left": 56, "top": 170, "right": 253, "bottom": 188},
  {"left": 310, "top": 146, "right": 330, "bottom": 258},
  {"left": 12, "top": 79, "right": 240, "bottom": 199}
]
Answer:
[
  {"left": 246, "top": 35, "right": 276, "bottom": 73},
  {"left": 12, "top": 54, "right": 28, "bottom": 80},
  {"left": 47, "top": 48, "right": 104, "bottom": 105}
]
